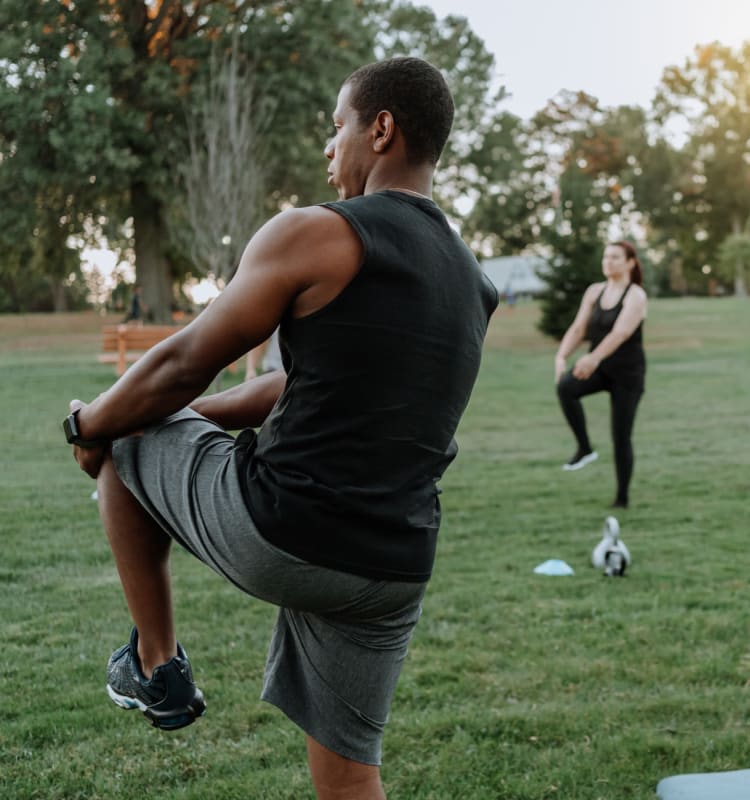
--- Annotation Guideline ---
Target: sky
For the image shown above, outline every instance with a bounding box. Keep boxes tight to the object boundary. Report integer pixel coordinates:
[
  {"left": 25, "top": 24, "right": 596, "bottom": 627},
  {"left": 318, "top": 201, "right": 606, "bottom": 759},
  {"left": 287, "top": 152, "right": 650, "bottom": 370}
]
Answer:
[{"left": 421, "top": 0, "right": 750, "bottom": 119}]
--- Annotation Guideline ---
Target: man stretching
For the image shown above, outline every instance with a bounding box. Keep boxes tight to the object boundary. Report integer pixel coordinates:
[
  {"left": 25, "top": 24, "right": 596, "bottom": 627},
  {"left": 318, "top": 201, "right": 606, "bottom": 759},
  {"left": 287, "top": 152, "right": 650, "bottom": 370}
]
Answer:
[{"left": 65, "top": 57, "right": 498, "bottom": 799}]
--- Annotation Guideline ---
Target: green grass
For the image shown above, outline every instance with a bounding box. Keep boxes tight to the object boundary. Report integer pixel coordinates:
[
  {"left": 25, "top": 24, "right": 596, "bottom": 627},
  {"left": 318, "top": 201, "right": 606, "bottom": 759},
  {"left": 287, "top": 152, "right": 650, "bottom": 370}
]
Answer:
[{"left": 1, "top": 299, "right": 749, "bottom": 799}]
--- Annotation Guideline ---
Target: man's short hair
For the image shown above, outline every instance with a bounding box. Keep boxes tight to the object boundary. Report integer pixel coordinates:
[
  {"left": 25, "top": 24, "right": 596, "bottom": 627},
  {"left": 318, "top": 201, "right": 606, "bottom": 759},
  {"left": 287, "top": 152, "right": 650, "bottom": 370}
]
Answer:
[{"left": 344, "top": 57, "right": 455, "bottom": 166}]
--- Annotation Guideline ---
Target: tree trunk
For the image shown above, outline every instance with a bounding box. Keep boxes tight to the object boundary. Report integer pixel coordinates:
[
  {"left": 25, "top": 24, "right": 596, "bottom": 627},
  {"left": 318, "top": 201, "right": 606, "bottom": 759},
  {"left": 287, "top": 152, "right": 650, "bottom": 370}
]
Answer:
[
  {"left": 51, "top": 279, "right": 68, "bottom": 312},
  {"left": 41, "top": 223, "right": 70, "bottom": 312},
  {"left": 731, "top": 215, "right": 748, "bottom": 297},
  {"left": 669, "top": 257, "right": 687, "bottom": 295},
  {"left": 0, "top": 278, "right": 21, "bottom": 312},
  {"left": 132, "top": 181, "right": 174, "bottom": 322},
  {"left": 734, "top": 265, "right": 747, "bottom": 297}
]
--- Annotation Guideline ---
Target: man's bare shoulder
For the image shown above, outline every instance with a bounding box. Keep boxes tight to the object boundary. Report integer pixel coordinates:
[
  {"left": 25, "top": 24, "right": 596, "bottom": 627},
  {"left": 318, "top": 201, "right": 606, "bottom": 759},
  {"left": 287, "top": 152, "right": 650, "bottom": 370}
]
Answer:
[
  {"left": 255, "top": 204, "right": 361, "bottom": 275},
  {"left": 236, "top": 203, "right": 363, "bottom": 318},
  {"left": 256, "top": 204, "right": 355, "bottom": 249},
  {"left": 239, "top": 204, "right": 360, "bottom": 274}
]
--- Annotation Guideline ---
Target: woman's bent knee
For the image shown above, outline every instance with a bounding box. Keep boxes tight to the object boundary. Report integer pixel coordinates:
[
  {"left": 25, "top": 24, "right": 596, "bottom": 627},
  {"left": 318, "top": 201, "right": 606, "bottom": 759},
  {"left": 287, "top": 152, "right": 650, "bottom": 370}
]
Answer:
[{"left": 557, "top": 372, "right": 576, "bottom": 399}]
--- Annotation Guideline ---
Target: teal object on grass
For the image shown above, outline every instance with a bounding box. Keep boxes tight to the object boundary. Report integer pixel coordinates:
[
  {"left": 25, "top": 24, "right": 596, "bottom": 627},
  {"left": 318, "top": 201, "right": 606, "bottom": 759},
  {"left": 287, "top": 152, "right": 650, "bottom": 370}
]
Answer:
[
  {"left": 533, "top": 559, "right": 575, "bottom": 576},
  {"left": 656, "top": 769, "right": 750, "bottom": 799}
]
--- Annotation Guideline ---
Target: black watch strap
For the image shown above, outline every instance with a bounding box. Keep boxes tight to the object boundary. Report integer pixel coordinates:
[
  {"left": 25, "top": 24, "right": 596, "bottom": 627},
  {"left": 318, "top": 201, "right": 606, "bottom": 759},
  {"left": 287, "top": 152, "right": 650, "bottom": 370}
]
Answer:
[{"left": 62, "top": 409, "right": 106, "bottom": 449}]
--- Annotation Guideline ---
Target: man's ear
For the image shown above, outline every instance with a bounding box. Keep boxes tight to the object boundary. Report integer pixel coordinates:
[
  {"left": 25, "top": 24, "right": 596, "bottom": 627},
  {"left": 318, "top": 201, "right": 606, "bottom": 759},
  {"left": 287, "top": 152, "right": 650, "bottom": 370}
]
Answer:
[{"left": 372, "top": 110, "right": 395, "bottom": 153}]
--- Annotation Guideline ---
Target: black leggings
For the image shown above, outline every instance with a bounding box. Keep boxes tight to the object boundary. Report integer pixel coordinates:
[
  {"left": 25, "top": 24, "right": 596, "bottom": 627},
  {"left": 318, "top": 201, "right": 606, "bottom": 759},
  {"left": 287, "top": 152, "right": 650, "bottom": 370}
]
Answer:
[{"left": 557, "top": 370, "right": 643, "bottom": 504}]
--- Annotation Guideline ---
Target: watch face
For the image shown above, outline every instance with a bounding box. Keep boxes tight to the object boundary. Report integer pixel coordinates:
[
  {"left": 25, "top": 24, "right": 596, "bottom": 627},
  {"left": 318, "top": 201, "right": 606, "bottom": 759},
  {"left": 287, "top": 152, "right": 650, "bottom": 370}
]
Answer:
[{"left": 63, "top": 413, "right": 79, "bottom": 443}]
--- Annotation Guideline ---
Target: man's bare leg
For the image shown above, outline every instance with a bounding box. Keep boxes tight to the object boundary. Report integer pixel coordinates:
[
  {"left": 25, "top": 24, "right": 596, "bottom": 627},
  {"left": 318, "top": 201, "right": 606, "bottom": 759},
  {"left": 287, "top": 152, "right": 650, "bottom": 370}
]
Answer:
[
  {"left": 97, "top": 452, "right": 177, "bottom": 677},
  {"left": 306, "top": 736, "right": 386, "bottom": 800}
]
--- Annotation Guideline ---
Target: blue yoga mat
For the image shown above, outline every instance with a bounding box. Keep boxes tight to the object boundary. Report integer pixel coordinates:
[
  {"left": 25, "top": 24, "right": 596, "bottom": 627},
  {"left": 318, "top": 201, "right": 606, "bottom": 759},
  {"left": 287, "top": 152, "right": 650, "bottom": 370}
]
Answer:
[{"left": 656, "top": 769, "right": 750, "bottom": 800}]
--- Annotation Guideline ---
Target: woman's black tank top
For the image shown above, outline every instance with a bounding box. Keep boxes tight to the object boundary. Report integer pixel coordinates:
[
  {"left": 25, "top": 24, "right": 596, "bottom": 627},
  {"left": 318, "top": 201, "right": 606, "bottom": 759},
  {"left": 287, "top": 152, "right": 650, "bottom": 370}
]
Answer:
[{"left": 586, "top": 283, "right": 645, "bottom": 384}]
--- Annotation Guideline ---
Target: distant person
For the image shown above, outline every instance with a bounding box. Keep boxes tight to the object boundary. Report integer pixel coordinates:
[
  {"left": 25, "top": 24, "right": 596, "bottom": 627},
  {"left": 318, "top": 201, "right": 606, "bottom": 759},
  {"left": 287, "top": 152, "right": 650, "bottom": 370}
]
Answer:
[
  {"left": 245, "top": 327, "right": 283, "bottom": 380},
  {"left": 124, "top": 285, "right": 147, "bottom": 323},
  {"left": 64, "top": 57, "right": 497, "bottom": 800},
  {"left": 554, "top": 240, "right": 647, "bottom": 508}
]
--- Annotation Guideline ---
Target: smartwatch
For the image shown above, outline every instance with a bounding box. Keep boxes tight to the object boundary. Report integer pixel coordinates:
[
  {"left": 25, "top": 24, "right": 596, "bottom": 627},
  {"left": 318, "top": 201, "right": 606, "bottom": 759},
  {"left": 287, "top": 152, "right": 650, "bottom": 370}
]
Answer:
[{"left": 62, "top": 408, "right": 106, "bottom": 449}]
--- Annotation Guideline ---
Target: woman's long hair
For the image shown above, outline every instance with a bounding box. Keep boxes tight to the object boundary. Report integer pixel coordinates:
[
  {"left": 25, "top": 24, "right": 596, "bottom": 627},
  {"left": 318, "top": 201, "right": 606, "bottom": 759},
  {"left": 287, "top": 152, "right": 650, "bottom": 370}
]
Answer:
[{"left": 609, "top": 240, "right": 643, "bottom": 286}]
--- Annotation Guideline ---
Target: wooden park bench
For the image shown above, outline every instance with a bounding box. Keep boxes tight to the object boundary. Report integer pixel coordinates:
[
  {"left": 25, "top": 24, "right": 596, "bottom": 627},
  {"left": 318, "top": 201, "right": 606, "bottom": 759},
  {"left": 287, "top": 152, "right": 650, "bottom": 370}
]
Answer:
[
  {"left": 98, "top": 323, "right": 184, "bottom": 376},
  {"left": 98, "top": 323, "right": 241, "bottom": 377}
]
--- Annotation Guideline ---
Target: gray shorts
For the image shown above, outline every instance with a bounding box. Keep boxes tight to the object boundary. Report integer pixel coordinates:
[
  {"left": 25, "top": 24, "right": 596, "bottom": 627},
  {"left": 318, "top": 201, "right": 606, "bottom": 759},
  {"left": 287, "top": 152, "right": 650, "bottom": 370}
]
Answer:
[{"left": 112, "top": 409, "right": 427, "bottom": 765}]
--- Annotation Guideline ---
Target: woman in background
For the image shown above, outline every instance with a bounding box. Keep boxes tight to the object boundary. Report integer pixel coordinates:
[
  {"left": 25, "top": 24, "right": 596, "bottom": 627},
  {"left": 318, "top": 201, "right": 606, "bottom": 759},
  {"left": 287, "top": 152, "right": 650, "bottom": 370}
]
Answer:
[{"left": 554, "top": 241, "right": 647, "bottom": 508}]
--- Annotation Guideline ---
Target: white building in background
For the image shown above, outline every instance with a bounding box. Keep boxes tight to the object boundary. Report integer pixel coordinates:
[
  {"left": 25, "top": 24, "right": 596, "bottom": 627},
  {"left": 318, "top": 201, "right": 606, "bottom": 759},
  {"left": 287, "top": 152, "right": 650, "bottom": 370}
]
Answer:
[{"left": 482, "top": 255, "right": 547, "bottom": 298}]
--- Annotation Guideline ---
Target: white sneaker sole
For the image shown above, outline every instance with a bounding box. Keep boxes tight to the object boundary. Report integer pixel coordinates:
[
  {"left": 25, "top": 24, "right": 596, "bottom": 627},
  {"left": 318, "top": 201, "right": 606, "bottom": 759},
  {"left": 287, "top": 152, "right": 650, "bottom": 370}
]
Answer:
[
  {"left": 107, "top": 683, "right": 205, "bottom": 729},
  {"left": 562, "top": 451, "right": 598, "bottom": 471},
  {"left": 107, "top": 683, "right": 147, "bottom": 711}
]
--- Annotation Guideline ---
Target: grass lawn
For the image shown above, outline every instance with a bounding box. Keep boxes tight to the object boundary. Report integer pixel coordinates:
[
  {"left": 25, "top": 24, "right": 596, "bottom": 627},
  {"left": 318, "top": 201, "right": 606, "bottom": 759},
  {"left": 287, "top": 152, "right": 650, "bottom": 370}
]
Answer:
[{"left": 1, "top": 298, "right": 748, "bottom": 799}]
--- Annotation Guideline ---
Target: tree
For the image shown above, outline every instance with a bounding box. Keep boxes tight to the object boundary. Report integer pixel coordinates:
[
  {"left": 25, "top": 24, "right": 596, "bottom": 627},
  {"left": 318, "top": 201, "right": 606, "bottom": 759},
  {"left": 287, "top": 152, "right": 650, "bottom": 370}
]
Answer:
[
  {"left": 529, "top": 93, "right": 650, "bottom": 338},
  {"left": 536, "top": 164, "right": 610, "bottom": 340},
  {"left": 0, "top": 1, "right": 205, "bottom": 318},
  {"left": 622, "top": 135, "right": 694, "bottom": 296},
  {"left": 0, "top": 1, "right": 381, "bottom": 318},
  {"left": 178, "top": 40, "right": 273, "bottom": 284},
  {"left": 175, "top": 1, "right": 379, "bottom": 283},
  {"left": 458, "top": 110, "right": 547, "bottom": 257},
  {"left": 653, "top": 41, "right": 750, "bottom": 296},
  {"left": 240, "top": 0, "right": 379, "bottom": 211},
  {"left": 1, "top": 0, "right": 537, "bottom": 315},
  {"left": 0, "top": 1, "right": 133, "bottom": 310},
  {"left": 376, "top": 3, "right": 501, "bottom": 220},
  {"left": 717, "top": 229, "right": 750, "bottom": 291}
]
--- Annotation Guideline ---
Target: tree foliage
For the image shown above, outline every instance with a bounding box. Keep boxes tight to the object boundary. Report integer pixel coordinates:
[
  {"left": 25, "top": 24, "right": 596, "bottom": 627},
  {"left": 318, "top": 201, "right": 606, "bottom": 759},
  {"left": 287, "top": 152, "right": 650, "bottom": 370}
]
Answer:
[
  {"left": 2, "top": 7, "right": 749, "bottom": 318},
  {"left": 178, "top": 39, "right": 270, "bottom": 283},
  {"left": 653, "top": 41, "right": 750, "bottom": 295},
  {"left": 1, "top": 1, "right": 377, "bottom": 316},
  {"left": 530, "top": 93, "right": 648, "bottom": 338},
  {"left": 717, "top": 230, "right": 750, "bottom": 289},
  {"left": 0, "top": 1, "right": 203, "bottom": 317},
  {"left": 0, "top": 1, "right": 133, "bottom": 310},
  {"left": 376, "top": 3, "right": 500, "bottom": 214}
]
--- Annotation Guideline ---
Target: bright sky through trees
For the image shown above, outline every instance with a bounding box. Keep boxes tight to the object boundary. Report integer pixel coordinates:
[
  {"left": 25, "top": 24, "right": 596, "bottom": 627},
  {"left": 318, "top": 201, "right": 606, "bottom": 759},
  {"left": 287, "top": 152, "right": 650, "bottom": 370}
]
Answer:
[{"left": 422, "top": 0, "right": 750, "bottom": 118}]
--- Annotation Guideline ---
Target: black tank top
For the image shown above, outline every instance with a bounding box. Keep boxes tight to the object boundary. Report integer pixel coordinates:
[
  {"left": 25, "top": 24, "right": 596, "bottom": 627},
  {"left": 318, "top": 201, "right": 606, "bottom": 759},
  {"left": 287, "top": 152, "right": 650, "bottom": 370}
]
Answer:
[
  {"left": 236, "top": 191, "right": 498, "bottom": 582},
  {"left": 586, "top": 283, "right": 645, "bottom": 382}
]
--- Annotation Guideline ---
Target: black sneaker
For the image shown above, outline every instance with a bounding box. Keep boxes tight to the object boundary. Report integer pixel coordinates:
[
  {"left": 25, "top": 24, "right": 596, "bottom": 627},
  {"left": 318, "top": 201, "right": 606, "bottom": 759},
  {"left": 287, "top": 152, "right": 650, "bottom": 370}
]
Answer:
[
  {"left": 106, "top": 627, "right": 206, "bottom": 731},
  {"left": 562, "top": 449, "right": 598, "bottom": 471}
]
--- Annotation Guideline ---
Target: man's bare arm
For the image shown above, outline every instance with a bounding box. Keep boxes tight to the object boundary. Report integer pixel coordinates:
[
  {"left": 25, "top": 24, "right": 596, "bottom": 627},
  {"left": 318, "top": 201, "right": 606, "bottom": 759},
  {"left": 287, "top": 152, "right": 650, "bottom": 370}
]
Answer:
[
  {"left": 191, "top": 371, "right": 286, "bottom": 430},
  {"left": 72, "top": 206, "right": 362, "bottom": 443}
]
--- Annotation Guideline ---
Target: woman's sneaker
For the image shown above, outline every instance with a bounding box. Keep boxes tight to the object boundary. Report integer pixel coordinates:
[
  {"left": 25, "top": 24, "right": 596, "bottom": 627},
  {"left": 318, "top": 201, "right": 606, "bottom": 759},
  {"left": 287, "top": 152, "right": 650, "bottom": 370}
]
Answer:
[
  {"left": 562, "top": 449, "right": 598, "bottom": 471},
  {"left": 106, "top": 627, "right": 206, "bottom": 731}
]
